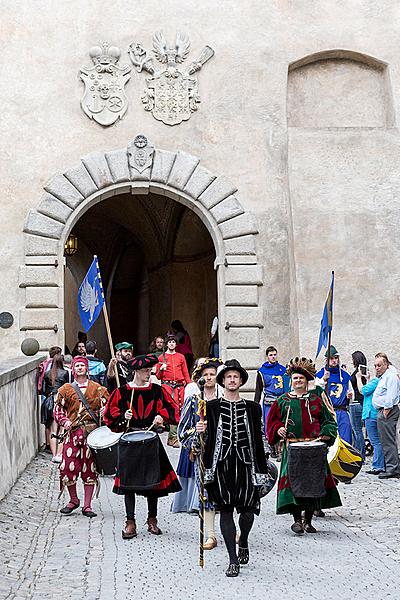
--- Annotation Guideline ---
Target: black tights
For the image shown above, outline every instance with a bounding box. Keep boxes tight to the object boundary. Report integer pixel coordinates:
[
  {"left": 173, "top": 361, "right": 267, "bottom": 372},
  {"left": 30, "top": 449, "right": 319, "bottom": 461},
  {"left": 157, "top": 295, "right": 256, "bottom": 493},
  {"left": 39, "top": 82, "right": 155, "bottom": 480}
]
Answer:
[
  {"left": 124, "top": 493, "right": 158, "bottom": 520},
  {"left": 292, "top": 506, "right": 314, "bottom": 524},
  {"left": 220, "top": 510, "right": 255, "bottom": 565}
]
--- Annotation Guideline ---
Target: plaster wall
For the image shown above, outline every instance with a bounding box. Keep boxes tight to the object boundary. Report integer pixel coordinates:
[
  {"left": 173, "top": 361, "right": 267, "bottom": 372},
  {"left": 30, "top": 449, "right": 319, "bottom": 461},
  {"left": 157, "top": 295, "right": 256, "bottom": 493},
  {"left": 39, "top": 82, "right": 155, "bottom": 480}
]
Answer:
[{"left": 1, "top": 1, "right": 400, "bottom": 370}]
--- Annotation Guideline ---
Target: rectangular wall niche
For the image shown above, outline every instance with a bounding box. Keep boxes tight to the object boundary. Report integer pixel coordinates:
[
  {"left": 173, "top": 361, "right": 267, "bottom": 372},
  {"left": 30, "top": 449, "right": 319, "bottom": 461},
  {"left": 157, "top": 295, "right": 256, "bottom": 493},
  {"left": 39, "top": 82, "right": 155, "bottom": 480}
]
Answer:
[{"left": 287, "top": 53, "right": 392, "bottom": 128}]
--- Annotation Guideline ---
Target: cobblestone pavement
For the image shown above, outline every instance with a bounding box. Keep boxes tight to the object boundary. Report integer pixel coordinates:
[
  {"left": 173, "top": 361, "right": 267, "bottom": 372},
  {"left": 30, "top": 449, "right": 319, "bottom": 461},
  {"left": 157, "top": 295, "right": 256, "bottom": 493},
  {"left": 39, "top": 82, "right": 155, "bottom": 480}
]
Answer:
[{"left": 1, "top": 438, "right": 400, "bottom": 600}]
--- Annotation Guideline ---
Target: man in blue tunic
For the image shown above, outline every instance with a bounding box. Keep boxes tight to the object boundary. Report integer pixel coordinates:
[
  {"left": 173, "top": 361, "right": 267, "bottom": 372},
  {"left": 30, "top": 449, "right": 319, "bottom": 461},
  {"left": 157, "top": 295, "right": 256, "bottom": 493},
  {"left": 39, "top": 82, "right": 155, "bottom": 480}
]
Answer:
[
  {"left": 316, "top": 345, "right": 353, "bottom": 444},
  {"left": 254, "top": 346, "right": 289, "bottom": 433}
]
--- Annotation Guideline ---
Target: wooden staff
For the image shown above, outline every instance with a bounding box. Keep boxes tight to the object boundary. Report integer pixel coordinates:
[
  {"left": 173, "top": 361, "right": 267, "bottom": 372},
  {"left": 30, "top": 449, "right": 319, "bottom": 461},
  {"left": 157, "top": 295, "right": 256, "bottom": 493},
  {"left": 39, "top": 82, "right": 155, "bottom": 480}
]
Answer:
[
  {"left": 197, "top": 377, "right": 206, "bottom": 569},
  {"left": 94, "top": 255, "right": 120, "bottom": 389},
  {"left": 102, "top": 304, "right": 120, "bottom": 389},
  {"left": 325, "top": 270, "right": 334, "bottom": 395}
]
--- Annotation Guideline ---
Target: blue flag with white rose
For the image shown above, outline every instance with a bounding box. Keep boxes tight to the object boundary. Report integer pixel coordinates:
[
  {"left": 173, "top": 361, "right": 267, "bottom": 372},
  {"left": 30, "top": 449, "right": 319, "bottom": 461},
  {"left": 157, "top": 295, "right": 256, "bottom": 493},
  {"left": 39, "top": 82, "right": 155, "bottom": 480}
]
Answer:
[{"left": 78, "top": 256, "right": 104, "bottom": 332}]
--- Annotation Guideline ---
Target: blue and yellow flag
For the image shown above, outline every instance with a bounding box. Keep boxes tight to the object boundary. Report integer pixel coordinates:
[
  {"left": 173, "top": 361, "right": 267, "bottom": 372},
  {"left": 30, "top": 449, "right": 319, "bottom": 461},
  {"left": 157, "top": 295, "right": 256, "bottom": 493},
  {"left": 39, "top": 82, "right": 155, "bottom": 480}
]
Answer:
[
  {"left": 77, "top": 256, "right": 104, "bottom": 332},
  {"left": 316, "top": 272, "right": 334, "bottom": 358}
]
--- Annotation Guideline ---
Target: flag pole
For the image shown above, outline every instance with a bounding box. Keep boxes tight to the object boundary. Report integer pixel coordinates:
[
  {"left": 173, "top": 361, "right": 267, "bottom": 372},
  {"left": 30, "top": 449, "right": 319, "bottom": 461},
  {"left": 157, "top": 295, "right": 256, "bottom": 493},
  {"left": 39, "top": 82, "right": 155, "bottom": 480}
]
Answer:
[
  {"left": 102, "top": 303, "right": 120, "bottom": 388},
  {"left": 325, "top": 270, "right": 334, "bottom": 394},
  {"left": 94, "top": 255, "right": 120, "bottom": 389}
]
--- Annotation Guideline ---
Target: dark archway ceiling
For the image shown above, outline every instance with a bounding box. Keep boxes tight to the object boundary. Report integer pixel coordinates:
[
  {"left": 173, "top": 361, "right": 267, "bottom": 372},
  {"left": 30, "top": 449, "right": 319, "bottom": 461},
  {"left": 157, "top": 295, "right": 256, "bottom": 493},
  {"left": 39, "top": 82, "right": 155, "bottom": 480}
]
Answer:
[{"left": 71, "top": 192, "right": 215, "bottom": 285}]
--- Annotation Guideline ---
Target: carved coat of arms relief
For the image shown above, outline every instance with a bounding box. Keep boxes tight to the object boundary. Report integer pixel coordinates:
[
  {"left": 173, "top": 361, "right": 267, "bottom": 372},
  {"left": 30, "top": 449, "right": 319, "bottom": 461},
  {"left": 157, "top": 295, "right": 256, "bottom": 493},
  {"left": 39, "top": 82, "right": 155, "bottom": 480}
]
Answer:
[
  {"left": 80, "top": 43, "right": 132, "bottom": 126},
  {"left": 128, "top": 32, "right": 215, "bottom": 126}
]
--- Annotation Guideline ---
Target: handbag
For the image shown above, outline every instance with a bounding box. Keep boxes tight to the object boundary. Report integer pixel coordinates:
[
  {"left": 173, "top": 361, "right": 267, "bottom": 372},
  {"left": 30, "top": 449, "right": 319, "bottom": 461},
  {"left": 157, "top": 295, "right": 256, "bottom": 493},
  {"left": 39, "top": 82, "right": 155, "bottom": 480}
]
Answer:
[{"left": 41, "top": 394, "right": 55, "bottom": 426}]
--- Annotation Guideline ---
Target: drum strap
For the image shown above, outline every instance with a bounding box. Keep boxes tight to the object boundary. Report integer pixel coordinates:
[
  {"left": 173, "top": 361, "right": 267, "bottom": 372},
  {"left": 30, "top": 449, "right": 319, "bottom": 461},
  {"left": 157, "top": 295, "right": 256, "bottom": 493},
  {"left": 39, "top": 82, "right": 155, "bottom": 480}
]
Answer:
[{"left": 72, "top": 382, "right": 99, "bottom": 426}]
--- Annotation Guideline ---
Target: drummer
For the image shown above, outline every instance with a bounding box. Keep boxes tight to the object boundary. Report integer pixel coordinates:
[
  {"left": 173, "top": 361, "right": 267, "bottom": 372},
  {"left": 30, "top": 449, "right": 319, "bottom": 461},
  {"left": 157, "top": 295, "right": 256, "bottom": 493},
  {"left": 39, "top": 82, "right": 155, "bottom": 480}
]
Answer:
[
  {"left": 266, "top": 357, "right": 342, "bottom": 534},
  {"left": 103, "top": 354, "right": 181, "bottom": 539}
]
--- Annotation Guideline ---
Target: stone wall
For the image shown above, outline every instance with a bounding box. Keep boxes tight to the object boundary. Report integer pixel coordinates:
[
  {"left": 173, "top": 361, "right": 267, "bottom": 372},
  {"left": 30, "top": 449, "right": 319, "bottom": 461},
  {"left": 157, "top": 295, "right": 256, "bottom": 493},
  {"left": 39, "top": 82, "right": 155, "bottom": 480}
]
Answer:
[
  {"left": 0, "top": 356, "right": 44, "bottom": 500},
  {"left": 1, "top": 1, "right": 400, "bottom": 371}
]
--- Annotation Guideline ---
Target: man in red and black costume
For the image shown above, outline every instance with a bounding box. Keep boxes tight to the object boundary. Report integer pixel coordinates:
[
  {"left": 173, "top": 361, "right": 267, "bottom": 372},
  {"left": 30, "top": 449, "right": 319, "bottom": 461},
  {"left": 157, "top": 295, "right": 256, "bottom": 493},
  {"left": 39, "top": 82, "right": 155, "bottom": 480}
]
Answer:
[{"left": 103, "top": 354, "right": 181, "bottom": 539}]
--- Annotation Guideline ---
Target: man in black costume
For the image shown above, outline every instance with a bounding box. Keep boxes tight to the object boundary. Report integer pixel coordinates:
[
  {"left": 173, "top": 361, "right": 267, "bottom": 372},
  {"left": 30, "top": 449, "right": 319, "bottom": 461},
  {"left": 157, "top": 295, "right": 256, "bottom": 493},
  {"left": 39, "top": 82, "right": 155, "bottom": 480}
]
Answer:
[
  {"left": 195, "top": 359, "right": 269, "bottom": 577},
  {"left": 104, "top": 354, "right": 181, "bottom": 539},
  {"left": 106, "top": 342, "right": 133, "bottom": 392}
]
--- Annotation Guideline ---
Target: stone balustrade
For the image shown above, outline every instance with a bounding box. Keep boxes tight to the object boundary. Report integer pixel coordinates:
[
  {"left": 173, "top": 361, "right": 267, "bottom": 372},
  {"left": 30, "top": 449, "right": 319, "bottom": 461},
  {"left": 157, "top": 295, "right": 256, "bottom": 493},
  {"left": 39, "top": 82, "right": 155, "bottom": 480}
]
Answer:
[{"left": 0, "top": 356, "right": 45, "bottom": 500}]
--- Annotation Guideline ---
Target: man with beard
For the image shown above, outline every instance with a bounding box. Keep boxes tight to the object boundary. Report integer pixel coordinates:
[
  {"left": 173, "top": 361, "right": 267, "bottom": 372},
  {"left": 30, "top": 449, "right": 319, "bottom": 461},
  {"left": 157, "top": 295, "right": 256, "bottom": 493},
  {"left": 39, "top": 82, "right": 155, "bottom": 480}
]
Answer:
[{"left": 106, "top": 342, "right": 134, "bottom": 392}]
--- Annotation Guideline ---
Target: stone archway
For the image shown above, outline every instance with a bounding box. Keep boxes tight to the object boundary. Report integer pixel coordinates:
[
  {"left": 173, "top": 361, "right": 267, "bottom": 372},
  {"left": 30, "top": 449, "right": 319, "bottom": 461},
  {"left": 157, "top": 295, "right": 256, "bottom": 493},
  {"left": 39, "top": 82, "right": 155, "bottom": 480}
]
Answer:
[{"left": 20, "top": 136, "right": 263, "bottom": 391}]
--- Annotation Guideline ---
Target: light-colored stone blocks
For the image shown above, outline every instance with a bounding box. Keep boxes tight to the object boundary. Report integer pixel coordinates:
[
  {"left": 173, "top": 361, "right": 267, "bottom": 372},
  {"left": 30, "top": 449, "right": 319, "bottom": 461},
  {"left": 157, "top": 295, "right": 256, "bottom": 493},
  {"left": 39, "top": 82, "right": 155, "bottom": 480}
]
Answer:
[
  {"left": 225, "top": 265, "right": 264, "bottom": 286},
  {"left": 219, "top": 212, "right": 258, "bottom": 239},
  {"left": 151, "top": 149, "right": 176, "bottom": 184},
  {"left": 19, "top": 308, "right": 62, "bottom": 330},
  {"left": 81, "top": 152, "right": 114, "bottom": 189},
  {"left": 64, "top": 163, "right": 97, "bottom": 197},
  {"left": 25, "top": 287, "right": 60, "bottom": 308},
  {"left": 24, "top": 234, "right": 59, "bottom": 257},
  {"left": 225, "top": 235, "right": 257, "bottom": 255},
  {"left": 105, "top": 149, "right": 130, "bottom": 183},
  {"left": 44, "top": 173, "right": 84, "bottom": 209},
  {"left": 225, "top": 349, "right": 263, "bottom": 370},
  {"left": 198, "top": 176, "right": 237, "bottom": 209},
  {"left": 226, "top": 285, "right": 258, "bottom": 306},
  {"left": 167, "top": 151, "right": 200, "bottom": 190},
  {"left": 184, "top": 165, "right": 216, "bottom": 199},
  {"left": 24, "top": 211, "right": 64, "bottom": 240},
  {"left": 225, "top": 306, "right": 264, "bottom": 327},
  {"left": 210, "top": 195, "right": 244, "bottom": 224},
  {"left": 37, "top": 193, "right": 72, "bottom": 224},
  {"left": 226, "top": 327, "right": 261, "bottom": 349},
  {"left": 19, "top": 265, "right": 60, "bottom": 288}
]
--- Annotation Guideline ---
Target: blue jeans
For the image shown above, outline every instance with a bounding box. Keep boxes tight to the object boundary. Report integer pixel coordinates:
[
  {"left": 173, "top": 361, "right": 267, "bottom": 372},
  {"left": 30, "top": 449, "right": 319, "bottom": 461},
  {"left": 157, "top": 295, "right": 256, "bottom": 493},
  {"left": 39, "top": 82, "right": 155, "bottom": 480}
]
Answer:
[
  {"left": 349, "top": 403, "right": 365, "bottom": 460},
  {"left": 365, "top": 417, "right": 385, "bottom": 471}
]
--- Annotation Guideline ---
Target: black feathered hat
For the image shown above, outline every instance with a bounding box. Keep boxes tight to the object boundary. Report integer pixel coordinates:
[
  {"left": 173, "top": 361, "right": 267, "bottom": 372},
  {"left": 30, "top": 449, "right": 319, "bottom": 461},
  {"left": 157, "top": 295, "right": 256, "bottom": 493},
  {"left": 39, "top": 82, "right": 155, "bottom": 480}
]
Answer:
[{"left": 128, "top": 354, "right": 158, "bottom": 370}]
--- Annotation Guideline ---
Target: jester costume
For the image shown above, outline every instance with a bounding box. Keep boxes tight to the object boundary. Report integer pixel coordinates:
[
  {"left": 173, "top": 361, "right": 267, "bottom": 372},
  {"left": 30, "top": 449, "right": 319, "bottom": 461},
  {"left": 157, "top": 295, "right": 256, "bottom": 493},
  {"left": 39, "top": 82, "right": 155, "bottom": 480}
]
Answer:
[{"left": 267, "top": 385, "right": 342, "bottom": 515}]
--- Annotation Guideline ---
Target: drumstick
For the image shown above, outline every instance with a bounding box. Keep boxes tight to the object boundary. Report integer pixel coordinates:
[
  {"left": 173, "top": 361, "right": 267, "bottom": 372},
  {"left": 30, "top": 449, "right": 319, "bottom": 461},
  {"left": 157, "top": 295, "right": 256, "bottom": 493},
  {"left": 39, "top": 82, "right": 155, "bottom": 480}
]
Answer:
[
  {"left": 126, "top": 387, "right": 135, "bottom": 431},
  {"left": 282, "top": 403, "right": 291, "bottom": 448}
]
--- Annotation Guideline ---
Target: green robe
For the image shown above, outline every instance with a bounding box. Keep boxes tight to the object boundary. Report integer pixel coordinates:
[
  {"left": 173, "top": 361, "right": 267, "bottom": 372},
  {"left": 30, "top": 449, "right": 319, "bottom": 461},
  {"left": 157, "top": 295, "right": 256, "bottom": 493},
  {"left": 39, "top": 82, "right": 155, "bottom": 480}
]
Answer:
[{"left": 266, "top": 387, "right": 342, "bottom": 514}]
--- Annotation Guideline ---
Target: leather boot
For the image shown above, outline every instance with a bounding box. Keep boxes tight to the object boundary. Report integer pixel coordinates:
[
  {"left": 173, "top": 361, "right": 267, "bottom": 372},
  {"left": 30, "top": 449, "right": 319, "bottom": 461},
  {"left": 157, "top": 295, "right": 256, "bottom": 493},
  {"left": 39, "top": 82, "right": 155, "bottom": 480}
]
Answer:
[
  {"left": 122, "top": 519, "right": 137, "bottom": 539},
  {"left": 147, "top": 517, "right": 162, "bottom": 535}
]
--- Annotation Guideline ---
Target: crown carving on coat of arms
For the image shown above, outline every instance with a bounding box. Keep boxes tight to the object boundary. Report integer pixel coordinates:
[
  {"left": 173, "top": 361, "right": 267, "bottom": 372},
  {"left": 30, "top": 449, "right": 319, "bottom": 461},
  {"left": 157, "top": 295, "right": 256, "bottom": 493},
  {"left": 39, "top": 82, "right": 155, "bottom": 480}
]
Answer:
[{"left": 89, "top": 43, "right": 121, "bottom": 66}]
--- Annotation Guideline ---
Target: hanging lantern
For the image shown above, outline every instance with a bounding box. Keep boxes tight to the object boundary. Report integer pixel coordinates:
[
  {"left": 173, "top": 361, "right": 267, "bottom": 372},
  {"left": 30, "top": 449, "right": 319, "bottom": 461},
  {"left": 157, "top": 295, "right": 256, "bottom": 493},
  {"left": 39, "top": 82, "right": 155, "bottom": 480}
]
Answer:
[{"left": 64, "top": 234, "right": 78, "bottom": 256}]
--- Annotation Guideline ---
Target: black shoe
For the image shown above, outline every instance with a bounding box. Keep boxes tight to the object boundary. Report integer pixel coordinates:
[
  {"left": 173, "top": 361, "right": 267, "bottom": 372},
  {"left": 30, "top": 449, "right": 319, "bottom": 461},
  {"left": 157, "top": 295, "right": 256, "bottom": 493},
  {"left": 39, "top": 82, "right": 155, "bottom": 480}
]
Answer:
[
  {"left": 291, "top": 521, "right": 304, "bottom": 535},
  {"left": 304, "top": 523, "right": 317, "bottom": 533},
  {"left": 60, "top": 501, "right": 80, "bottom": 515},
  {"left": 366, "top": 469, "right": 383, "bottom": 475},
  {"left": 314, "top": 509, "right": 325, "bottom": 518},
  {"left": 82, "top": 508, "right": 97, "bottom": 518},
  {"left": 238, "top": 547, "right": 249, "bottom": 565},
  {"left": 226, "top": 563, "right": 240, "bottom": 577},
  {"left": 378, "top": 472, "right": 400, "bottom": 479}
]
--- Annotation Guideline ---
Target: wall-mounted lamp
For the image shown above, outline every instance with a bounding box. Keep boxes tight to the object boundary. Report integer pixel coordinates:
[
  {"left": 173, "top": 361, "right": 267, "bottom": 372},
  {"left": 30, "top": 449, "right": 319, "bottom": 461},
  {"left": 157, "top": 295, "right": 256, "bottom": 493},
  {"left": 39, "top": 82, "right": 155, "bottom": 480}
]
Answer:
[{"left": 64, "top": 234, "right": 78, "bottom": 256}]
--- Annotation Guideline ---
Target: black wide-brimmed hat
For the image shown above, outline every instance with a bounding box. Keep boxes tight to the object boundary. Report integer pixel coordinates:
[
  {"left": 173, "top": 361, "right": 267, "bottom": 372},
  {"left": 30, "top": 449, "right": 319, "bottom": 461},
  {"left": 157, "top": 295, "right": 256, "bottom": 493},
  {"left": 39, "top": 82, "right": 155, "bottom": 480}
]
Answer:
[
  {"left": 216, "top": 359, "right": 248, "bottom": 387},
  {"left": 128, "top": 354, "right": 158, "bottom": 371}
]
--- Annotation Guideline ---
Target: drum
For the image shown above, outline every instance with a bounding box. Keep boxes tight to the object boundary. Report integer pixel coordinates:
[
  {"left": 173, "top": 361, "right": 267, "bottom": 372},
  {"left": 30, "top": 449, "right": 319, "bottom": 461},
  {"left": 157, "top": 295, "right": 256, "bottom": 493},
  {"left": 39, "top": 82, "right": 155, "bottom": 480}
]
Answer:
[
  {"left": 117, "top": 431, "right": 161, "bottom": 491},
  {"left": 87, "top": 426, "right": 122, "bottom": 476},
  {"left": 328, "top": 436, "right": 362, "bottom": 483},
  {"left": 287, "top": 441, "right": 327, "bottom": 498},
  {"left": 258, "top": 458, "right": 278, "bottom": 498}
]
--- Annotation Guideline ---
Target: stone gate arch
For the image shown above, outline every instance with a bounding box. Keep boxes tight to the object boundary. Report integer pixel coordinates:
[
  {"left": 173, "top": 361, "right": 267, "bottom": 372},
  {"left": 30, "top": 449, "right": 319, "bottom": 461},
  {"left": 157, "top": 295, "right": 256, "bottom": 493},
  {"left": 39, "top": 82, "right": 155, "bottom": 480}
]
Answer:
[{"left": 20, "top": 136, "right": 263, "bottom": 391}]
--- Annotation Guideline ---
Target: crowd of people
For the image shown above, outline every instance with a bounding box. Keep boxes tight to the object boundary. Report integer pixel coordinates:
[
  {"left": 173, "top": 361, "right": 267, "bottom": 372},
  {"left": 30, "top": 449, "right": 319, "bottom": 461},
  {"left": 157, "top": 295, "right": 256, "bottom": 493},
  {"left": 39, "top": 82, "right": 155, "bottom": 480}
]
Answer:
[{"left": 36, "top": 326, "right": 400, "bottom": 577}]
